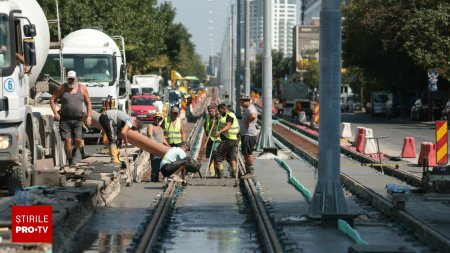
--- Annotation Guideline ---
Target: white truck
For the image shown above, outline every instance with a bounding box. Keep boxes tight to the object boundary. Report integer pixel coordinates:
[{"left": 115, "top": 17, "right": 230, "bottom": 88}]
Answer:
[
  {"left": 45, "top": 29, "right": 130, "bottom": 115},
  {"left": 132, "top": 74, "right": 162, "bottom": 96},
  {"left": 0, "top": 0, "right": 66, "bottom": 194}
]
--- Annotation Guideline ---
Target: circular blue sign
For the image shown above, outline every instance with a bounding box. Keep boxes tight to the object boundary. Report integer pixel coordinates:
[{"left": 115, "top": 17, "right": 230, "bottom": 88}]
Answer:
[{"left": 4, "top": 78, "right": 15, "bottom": 92}]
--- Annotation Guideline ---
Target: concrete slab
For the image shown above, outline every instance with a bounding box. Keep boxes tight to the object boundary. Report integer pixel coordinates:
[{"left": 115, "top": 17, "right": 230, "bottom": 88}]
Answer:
[{"left": 254, "top": 158, "right": 432, "bottom": 252}]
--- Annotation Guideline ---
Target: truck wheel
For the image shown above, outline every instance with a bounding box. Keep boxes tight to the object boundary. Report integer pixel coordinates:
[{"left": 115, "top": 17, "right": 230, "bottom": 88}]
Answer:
[
  {"left": 19, "top": 136, "right": 33, "bottom": 188},
  {"left": 7, "top": 141, "right": 32, "bottom": 194}
]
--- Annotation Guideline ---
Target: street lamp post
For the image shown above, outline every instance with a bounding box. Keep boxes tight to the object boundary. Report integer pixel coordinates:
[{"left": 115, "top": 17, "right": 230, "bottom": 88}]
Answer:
[
  {"left": 308, "top": 0, "right": 348, "bottom": 218},
  {"left": 258, "top": 0, "right": 274, "bottom": 149},
  {"left": 235, "top": 0, "right": 242, "bottom": 118},
  {"left": 244, "top": 0, "right": 251, "bottom": 96}
]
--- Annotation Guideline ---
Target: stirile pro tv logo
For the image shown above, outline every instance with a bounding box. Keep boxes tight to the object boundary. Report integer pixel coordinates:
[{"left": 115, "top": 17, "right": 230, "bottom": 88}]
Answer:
[{"left": 11, "top": 206, "right": 52, "bottom": 243}]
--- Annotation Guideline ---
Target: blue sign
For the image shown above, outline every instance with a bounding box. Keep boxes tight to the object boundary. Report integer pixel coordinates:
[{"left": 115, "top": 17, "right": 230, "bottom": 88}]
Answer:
[{"left": 3, "top": 78, "right": 15, "bottom": 92}]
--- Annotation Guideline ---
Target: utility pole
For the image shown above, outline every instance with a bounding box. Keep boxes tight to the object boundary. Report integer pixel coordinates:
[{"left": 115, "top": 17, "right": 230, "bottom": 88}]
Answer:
[
  {"left": 258, "top": 0, "right": 274, "bottom": 149},
  {"left": 308, "top": 0, "right": 348, "bottom": 218},
  {"left": 235, "top": 0, "right": 242, "bottom": 118},
  {"left": 230, "top": 3, "right": 235, "bottom": 109},
  {"left": 244, "top": 0, "right": 251, "bottom": 96}
]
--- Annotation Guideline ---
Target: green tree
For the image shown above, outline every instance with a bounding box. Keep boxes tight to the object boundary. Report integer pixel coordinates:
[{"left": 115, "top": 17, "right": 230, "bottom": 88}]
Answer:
[
  {"left": 38, "top": 0, "right": 204, "bottom": 78},
  {"left": 342, "top": 0, "right": 450, "bottom": 96}
]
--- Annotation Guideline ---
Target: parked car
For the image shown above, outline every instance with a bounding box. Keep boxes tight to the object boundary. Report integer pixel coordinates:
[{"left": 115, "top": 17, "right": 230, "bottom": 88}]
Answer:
[
  {"left": 371, "top": 91, "right": 390, "bottom": 116},
  {"left": 410, "top": 98, "right": 428, "bottom": 121},
  {"left": 131, "top": 94, "right": 158, "bottom": 122}
]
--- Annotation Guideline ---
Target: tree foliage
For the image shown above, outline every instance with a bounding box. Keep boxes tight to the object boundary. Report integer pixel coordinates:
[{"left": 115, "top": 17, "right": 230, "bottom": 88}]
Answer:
[
  {"left": 342, "top": 0, "right": 450, "bottom": 95},
  {"left": 37, "top": 0, "right": 205, "bottom": 80}
]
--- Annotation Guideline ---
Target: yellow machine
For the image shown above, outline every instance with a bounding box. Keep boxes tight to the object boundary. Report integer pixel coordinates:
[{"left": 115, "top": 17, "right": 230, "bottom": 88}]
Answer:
[{"left": 170, "top": 70, "right": 189, "bottom": 94}]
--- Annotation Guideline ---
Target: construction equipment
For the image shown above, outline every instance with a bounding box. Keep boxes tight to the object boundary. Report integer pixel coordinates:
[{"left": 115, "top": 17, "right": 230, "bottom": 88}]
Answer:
[
  {"left": 45, "top": 29, "right": 131, "bottom": 138},
  {"left": 0, "top": 0, "right": 66, "bottom": 194}
]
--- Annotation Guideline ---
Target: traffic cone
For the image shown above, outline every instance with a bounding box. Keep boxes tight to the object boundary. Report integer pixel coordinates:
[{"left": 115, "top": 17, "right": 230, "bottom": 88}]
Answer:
[{"left": 401, "top": 137, "right": 416, "bottom": 158}]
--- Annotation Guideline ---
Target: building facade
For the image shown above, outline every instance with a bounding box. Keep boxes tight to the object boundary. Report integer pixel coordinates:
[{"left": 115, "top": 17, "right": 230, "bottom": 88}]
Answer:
[{"left": 248, "top": 0, "right": 297, "bottom": 57}]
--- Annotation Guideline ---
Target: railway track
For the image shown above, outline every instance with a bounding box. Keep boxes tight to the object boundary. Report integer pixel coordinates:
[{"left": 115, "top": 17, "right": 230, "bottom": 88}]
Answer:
[
  {"left": 267, "top": 112, "right": 450, "bottom": 252},
  {"left": 133, "top": 93, "right": 282, "bottom": 253}
]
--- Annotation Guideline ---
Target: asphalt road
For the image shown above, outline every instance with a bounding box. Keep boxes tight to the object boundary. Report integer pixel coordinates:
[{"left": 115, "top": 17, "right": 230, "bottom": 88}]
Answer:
[{"left": 341, "top": 112, "right": 439, "bottom": 158}]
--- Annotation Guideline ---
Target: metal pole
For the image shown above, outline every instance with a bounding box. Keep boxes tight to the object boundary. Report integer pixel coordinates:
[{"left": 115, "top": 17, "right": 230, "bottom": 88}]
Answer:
[
  {"left": 308, "top": 0, "right": 348, "bottom": 218},
  {"left": 235, "top": 0, "right": 242, "bottom": 117},
  {"left": 258, "top": 0, "right": 274, "bottom": 149},
  {"left": 230, "top": 3, "right": 235, "bottom": 108},
  {"left": 244, "top": 0, "right": 251, "bottom": 95}
]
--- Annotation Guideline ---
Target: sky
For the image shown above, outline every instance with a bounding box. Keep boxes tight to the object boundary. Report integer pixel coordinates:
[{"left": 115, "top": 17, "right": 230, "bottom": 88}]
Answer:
[
  {"left": 158, "top": 0, "right": 302, "bottom": 63},
  {"left": 158, "top": 0, "right": 230, "bottom": 63}
]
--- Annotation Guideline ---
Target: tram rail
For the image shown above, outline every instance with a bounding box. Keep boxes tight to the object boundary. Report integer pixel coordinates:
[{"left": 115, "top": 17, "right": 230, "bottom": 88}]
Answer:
[{"left": 267, "top": 112, "right": 450, "bottom": 252}]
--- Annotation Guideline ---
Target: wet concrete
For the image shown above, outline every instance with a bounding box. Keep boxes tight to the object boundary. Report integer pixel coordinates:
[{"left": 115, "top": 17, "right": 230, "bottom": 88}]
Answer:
[
  {"left": 67, "top": 181, "right": 165, "bottom": 253},
  {"left": 156, "top": 184, "right": 261, "bottom": 253}
]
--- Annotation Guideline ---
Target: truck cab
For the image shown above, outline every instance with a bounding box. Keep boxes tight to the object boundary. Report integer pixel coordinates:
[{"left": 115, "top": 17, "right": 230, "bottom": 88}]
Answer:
[
  {"left": 45, "top": 29, "right": 130, "bottom": 114},
  {"left": 0, "top": 0, "right": 65, "bottom": 194}
]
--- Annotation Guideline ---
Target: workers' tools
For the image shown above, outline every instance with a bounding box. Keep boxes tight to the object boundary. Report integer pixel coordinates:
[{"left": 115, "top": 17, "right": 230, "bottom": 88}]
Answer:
[
  {"left": 203, "top": 119, "right": 216, "bottom": 150},
  {"left": 234, "top": 139, "right": 241, "bottom": 186}
]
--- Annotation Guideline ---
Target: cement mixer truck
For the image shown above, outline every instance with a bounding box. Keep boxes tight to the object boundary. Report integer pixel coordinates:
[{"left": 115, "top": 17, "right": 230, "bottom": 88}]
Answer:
[
  {"left": 45, "top": 29, "right": 130, "bottom": 114},
  {"left": 0, "top": 0, "right": 66, "bottom": 194}
]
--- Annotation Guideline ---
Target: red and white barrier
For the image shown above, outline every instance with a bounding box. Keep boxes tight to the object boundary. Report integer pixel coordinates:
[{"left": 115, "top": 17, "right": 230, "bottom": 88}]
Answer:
[
  {"left": 401, "top": 137, "right": 416, "bottom": 158},
  {"left": 353, "top": 127, "right": 365, "bottom": 145},
  {"left": 341, "top": 122, "right": 352, "bottom": 139},
  {"left": 364, "top": 128, "right": 378, "bottom": 154},
  {"left": 418, "top": 142, "right": 437, "bottom": 167}
]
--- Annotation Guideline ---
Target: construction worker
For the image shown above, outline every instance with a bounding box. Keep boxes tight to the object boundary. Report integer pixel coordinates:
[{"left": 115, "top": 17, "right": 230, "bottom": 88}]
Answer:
[
  {"left": 50, "top": 70, "right": 92, "bottom": 166},
  {"left": 97, "top": 109, "right": 138, "bottom": 163},
  {"left": 214, "top": 103, "right": 240, "bottom": 178},
  {"left": 147, "top": 112, "right": 169, "bottom": 182},
  {"left": 240, "top": 94, "right": 258, "bottom": 177},
  {"left": 160, "top": 142, "right": 201, "bottom": 185},
  {"left": 162, "top": 106, "right": 186, "bottom": 147},
  {"left": 203, "top": 105, "right": 220, "bottom": 176}
]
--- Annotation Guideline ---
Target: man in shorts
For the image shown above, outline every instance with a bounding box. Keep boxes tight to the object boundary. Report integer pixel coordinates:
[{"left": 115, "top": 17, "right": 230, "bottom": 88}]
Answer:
[
  {"left": 214, "top": 103, "right": 240, "bottom": 178},
  {"left": 240, "top": 94, "right": 259, "bottom": 176},
  {"left": 50, "top": 70, "right": 92, "bottom": 166}
]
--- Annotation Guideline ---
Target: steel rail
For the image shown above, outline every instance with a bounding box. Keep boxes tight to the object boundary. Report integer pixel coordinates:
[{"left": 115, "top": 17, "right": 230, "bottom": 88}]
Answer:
[
  {"left": 260, "top": 106, "right": 424, "bottom": 188},
  {"left": 135, "top": 182, "right": 176, "bottom": 253},
  {"left": 237, "top": 151, "right": 282, "bottom": 252},
  {"left": 135, "top": 103, "right": 207, "bottom": 253},
  {"left": 272, "top": 120, "right": 450, "bottom": 252}
]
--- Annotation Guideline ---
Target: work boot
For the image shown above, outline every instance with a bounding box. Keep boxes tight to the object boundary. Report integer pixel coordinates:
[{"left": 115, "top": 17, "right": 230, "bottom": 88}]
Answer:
[
  {"left": 209, "top": 161, "right": 215, "bottom": 177},
  {"left": 151, "top": 173, "right": 159, "bottom": 182},
  {"left": 110, "top": 144, "right": 121, "bottom": 164},
  {"left": 216, "top": 163, "right": 224, "bottom": 179},
  {"left": 230, "top": 167, "right": 237, "bottom": 178},
  {"left": 80, "top": 148, "right": 91, "bottom": 159},
  {"left": 68, "top": 158, "right": 74, "bottom": 167},
  {"left": 241, "top": 165, "right": 254, "bottom": 178}
]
